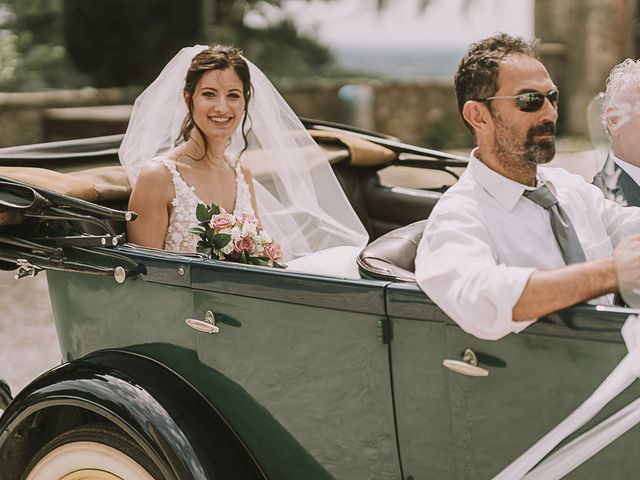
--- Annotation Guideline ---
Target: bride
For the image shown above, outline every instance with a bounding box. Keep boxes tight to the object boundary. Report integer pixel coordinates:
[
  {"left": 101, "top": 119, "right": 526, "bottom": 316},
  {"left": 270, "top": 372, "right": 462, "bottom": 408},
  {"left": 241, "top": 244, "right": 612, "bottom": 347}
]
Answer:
[{"left": 119, "top": 44, "right": 368, "bottom": 277}]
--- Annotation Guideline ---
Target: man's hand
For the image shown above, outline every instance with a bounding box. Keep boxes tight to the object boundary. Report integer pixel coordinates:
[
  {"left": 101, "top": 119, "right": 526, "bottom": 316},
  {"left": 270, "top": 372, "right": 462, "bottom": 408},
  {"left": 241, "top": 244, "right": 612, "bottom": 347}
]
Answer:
[{"left": 614, "top": 234, "right": 640, "bottom": 307}]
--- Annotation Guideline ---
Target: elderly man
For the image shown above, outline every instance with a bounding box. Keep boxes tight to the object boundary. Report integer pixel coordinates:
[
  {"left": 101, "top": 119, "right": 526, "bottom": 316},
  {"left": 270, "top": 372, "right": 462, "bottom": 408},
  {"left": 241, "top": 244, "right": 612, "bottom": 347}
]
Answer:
[
  {"left": 415, "top": 33, "right": 640, "bottom": 340},
  {"left": 593, "top": 59, "right": 640, "bottom": 206}
]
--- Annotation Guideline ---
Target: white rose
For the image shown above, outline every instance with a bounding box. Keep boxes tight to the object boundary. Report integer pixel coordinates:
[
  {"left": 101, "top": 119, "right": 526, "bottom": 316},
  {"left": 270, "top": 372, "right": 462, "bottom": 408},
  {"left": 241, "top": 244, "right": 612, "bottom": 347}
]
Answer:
[
  {"left": 230, "top": 225, "right": 242, "bottom": 241},
  {"left": 241, "top": 221, "right": 257, "bottom": 238},
  {"left": 258, "top": 230, "right": 272, "bottom": 245}
]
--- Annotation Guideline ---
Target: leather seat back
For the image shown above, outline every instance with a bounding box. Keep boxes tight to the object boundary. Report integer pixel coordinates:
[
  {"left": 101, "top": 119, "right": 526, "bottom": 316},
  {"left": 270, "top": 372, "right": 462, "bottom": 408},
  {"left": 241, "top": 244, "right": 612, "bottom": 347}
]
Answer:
[{"left": 357, "top": 219, "right": 426, "bottom": 282}]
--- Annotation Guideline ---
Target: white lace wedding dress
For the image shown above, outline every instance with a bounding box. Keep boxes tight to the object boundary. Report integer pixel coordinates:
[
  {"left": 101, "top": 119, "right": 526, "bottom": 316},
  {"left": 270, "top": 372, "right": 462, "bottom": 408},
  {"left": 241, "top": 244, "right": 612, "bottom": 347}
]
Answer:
[
  {"left": 154, "top": 156, "right": 253, "bottom": 252},
  {"left": 155, "top": 156, "right": 362, "bottom": 279}
]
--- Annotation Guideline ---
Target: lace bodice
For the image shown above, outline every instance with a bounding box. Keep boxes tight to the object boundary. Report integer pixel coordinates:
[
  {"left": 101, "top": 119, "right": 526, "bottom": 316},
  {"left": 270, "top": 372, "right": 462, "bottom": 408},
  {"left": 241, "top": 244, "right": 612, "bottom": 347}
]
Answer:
[{"left": 153, "top": 156, "right": 254, "bottom": 252}]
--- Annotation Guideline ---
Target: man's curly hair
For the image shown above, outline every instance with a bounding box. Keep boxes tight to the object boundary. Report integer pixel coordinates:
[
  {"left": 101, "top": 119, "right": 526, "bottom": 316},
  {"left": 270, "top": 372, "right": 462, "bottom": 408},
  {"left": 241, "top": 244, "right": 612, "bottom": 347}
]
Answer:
[{"left": 454, "top": 33, "right": 540, "bottom": 131}]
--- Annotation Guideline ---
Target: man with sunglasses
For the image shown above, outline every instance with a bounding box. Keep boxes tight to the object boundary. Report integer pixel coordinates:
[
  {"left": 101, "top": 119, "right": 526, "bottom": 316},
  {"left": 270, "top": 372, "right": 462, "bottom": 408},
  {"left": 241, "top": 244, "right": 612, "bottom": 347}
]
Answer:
[
  {"left": 415, "top": 33, "right": 640, "bottom": 340},
  {"left": 593, "top": 59, "right": 640, "bottom": 207}
]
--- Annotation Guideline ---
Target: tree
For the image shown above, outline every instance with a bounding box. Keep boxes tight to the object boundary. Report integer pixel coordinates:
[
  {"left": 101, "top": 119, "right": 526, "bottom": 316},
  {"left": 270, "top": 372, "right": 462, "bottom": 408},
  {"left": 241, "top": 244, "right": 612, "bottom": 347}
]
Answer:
[
  {"left": 0, "top": 0, "right": 440, "bottom": 91},
  {"left": 62, "top": 0, "right": 200, "bottom": 87},
  {"left": 0, "top": 0, "right": 334, "bottom": 90},
  {"left": 61, "top": 0, "right": 332, "bottom": 87},
  {"left": 0, "top": 0, "right": 89, "bottom": 91},
  {"left": 199, "top": 0, "right": 333, "bottom": 78}
]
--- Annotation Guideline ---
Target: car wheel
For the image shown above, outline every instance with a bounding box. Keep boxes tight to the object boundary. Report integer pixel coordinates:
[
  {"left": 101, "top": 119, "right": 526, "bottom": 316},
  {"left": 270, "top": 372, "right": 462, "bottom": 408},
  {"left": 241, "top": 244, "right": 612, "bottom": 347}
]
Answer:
[
  {"left": 22, "top": 423, "right": 166, "bottom": 480},
  {"left": 0, "top": 376, "right": 11, "bottom": 410}
]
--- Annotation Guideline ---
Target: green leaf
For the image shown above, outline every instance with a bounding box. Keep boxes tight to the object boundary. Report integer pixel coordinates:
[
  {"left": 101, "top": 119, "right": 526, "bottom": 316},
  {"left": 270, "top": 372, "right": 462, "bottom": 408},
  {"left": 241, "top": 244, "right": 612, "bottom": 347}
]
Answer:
[
  {"left": 195, "top": 203, "right": 209, "bottom": 223},
  {"left": 189, "top": 227, "right": 206, "bottom": 237},
  {"left": 213, "top": 233, "right": 231, "bottom": 249},
  {"left": 196, "top": 245, "right": 212, "bottom": 257},
  {"left": 251, "top": 258, "right": 270, "bottom": 267},
  {"left": 205, "top": 228, "right": 216, "bottom": 244},
  {"left": 209, "top": 203, "right": 221, "bottom": 215}
]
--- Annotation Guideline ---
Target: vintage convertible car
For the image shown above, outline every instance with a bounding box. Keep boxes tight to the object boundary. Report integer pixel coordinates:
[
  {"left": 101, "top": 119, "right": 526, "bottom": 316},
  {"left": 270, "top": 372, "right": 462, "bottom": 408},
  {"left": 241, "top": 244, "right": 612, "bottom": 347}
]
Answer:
[{"left": 0, "top": 119, "right": 637, "bottom": 480}]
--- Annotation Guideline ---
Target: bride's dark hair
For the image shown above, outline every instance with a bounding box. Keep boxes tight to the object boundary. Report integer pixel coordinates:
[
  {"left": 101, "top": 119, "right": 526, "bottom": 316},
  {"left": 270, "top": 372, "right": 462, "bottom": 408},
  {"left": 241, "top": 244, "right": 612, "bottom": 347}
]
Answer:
[{"left": 178, "top": 45, "right": 252, "bottom": 159}]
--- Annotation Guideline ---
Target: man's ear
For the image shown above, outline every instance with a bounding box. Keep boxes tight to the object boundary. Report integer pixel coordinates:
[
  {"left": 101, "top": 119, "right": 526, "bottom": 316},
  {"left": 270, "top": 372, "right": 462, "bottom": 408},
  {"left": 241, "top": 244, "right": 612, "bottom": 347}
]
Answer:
[
  {"left": 605, "top": 104, "right": 620, "bottom": 137},
  {"left": 462, "top": 100, "right": 492, "bottom": 136}
]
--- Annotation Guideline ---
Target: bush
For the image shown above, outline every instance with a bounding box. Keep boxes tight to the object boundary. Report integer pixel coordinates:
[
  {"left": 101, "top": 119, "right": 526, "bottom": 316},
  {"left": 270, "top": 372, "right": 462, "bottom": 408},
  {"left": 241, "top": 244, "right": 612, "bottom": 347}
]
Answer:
[{"left": 63, "top": 0, "right": 199, "bottom": 87}]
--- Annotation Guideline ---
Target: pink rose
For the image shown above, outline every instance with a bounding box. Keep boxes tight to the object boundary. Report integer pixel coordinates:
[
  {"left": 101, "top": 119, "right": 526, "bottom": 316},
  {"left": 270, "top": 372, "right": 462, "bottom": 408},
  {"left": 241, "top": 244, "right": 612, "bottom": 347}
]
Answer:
[
  {"left": 210, "top": 213, "right": 235, "bottom": 233},
  {"left": 240, "top": 213, "right": 260, "bottom": 228},
  {"left": 263, "top": 242, "right": 282, "bottom": 264},
  {"left": 234, "top": 236, "right": 256, "bottom": 255}
]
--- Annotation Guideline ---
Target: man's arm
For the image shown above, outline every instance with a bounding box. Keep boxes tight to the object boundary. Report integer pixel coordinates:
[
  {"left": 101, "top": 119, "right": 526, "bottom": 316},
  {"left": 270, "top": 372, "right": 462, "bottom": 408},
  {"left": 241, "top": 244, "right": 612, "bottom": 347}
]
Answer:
[
  {"left": 514, "top": 234, "right": 640, "bottom": 320},
  {"left": 416, "top": 207, "right": 538, "bottom": 340},
  {"left": 513, "top": 256, "right": 617, "bottom": 321}
]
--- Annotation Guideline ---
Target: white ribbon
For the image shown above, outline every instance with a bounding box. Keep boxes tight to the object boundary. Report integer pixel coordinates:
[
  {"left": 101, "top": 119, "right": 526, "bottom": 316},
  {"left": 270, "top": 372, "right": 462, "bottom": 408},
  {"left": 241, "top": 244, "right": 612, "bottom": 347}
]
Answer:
[{"left": 494, "top": 314, "right": 640, "bottom": 479}]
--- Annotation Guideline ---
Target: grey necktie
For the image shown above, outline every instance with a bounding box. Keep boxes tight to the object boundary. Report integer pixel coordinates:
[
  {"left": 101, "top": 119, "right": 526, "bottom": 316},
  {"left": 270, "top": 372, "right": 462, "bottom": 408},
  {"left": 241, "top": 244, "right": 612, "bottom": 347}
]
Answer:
[{"left": 523, "top": 184, "right": 587, "bottom": 265}]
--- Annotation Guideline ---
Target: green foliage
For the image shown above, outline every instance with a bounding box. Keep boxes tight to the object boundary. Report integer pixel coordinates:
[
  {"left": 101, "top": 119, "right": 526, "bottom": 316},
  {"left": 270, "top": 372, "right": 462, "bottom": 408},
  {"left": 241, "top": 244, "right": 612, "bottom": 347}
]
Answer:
[
  {"left": 62, "top": 0, "right": 200, "bottom": 87},
  {"left": 0, "top": 0, "right": 89, "bottom": 91},
  {"left": 202, "top": 0, "right": 333, "bottom": 77},
  {"left": 235, "top": 19, "right": 333, "bottom": 79},
  {"left": 0, "top": 0, "right": 446, "bottom": 91},
  {"left": 0, "top": 0, "right": 335, "bottom": 90},
  {"left": 61, "top": 0, "right": 332, "bottom": 86}
]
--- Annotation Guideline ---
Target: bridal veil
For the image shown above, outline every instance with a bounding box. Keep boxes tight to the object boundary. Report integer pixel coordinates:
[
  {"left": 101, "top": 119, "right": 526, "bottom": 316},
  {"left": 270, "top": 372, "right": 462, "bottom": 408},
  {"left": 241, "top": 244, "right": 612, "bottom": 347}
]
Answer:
[{"left": 119, "top": 45, "right": 368, "bottom": 261}]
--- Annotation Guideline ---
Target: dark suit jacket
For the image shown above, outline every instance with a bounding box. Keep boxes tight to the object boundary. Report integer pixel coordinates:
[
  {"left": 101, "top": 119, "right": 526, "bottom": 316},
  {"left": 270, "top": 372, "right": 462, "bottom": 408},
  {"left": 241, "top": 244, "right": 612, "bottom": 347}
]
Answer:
[{"left": 592, "top": 154, "right": 640, "bottom": 207}]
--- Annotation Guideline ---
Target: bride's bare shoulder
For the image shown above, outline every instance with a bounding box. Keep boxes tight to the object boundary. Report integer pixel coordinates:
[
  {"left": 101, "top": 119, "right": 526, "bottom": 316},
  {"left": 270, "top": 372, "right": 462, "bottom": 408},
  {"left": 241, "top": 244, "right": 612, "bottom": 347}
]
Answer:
[{"left": 135, "top": 158, "right": 173, "bottom": 188}]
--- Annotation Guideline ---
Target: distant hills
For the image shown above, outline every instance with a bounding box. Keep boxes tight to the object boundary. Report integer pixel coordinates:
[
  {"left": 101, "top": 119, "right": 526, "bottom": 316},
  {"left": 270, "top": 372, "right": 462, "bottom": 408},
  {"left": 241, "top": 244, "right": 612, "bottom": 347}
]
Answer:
[{"left": 332, "top": 44, "right": 466, "bottom": 81}]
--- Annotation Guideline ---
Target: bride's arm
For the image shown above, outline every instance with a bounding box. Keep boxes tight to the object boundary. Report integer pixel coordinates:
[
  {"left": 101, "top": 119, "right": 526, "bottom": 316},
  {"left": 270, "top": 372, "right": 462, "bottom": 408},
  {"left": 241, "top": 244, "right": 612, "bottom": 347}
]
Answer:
[{"left": 127, "top": 162, "right": 173, "bottom": 249}]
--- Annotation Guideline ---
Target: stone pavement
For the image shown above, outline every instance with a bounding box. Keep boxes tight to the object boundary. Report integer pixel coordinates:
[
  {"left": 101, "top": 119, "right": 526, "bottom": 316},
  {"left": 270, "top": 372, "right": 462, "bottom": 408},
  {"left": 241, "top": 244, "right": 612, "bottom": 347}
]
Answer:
[{"left": 0, "top": 270, "right": 59, "bottom": 396}]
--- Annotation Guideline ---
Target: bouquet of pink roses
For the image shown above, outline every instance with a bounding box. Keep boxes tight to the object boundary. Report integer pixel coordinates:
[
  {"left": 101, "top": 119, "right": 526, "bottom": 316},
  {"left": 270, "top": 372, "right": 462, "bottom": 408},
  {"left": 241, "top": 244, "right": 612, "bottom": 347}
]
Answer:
[{"left": 190, "top": 203, "right": 285, "bottom": 268}]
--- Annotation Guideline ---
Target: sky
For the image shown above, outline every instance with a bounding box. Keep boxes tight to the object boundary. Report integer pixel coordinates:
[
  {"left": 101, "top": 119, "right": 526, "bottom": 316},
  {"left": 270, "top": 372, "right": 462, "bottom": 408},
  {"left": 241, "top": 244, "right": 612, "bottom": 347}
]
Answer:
[{"left": 278, "top": 0, "right": 534, "bottom": 49}]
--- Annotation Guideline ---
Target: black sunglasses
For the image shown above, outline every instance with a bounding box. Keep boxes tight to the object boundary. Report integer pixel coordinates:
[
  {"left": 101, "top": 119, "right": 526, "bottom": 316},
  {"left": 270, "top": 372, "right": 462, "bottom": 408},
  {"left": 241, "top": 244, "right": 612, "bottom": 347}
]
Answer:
[{"left": 481, "top": 89, "right": 559, "bottom": 112}]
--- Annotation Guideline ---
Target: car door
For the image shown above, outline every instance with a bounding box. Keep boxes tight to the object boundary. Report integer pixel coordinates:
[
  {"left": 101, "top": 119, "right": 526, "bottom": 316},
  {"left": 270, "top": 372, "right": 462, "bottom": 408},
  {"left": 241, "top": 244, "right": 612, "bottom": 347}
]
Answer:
[
  {"left": 444, "top": 305, "right": 640, "bottom": 479},
  {"left": 385, "top": 283, "right": 457, "bottom": 479},
  {"left": 189, "top": 260, "right": 401, "bottom": 480}
]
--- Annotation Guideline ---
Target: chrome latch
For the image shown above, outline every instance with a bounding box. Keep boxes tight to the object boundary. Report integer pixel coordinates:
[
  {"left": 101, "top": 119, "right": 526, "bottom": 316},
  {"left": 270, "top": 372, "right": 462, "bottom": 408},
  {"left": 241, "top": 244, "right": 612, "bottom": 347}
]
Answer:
[
  {"left": 14, "top": 259, "right": 42, "bottom": 280},
  {"left": 442, "top": 348, "right": 490, "bottom": 377},
  {"left": 185, "top": 310, "right": 220, "bottom": 334}
]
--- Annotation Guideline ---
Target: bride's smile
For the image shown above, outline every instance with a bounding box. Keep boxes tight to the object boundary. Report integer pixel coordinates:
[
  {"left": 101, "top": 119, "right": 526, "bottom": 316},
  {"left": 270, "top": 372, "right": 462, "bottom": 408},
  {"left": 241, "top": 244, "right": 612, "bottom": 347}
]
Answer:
[{"left": 209, "top": 115, "right": 233, "bottom": 124}]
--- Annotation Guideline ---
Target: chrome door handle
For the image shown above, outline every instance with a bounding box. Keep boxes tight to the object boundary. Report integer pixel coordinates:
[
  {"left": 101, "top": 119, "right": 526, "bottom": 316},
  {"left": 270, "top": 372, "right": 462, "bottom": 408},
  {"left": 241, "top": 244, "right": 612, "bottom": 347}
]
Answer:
[
  {"left": 443, "top": 348, "right": 489, "bottom": 377},
  {"left": 185, "top": 310, "right": 220, "bottom": 334}
]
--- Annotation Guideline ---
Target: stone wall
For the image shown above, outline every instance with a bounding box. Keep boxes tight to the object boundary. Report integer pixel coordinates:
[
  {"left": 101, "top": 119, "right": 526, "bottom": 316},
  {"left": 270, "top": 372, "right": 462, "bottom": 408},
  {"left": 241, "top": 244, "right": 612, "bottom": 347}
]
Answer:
[
  {"left": 0, "top": 81, "right": 472, "bottom": 150},
  {"left": 0, "top": 87, "right": 141, "bottom": 147},
  {"left": 283, "top": 79, "right": 471, "bottom": 148}
]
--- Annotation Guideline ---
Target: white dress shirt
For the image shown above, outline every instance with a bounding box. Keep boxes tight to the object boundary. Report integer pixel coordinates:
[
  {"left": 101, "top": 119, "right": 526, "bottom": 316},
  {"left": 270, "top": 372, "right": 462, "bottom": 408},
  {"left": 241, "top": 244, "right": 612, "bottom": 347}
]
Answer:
[
  {"left": 612, "top": 152, "right": 640, "bottom": 187},
  {"left": 415, "top": 149, "right": 640, "bottom": 340}
]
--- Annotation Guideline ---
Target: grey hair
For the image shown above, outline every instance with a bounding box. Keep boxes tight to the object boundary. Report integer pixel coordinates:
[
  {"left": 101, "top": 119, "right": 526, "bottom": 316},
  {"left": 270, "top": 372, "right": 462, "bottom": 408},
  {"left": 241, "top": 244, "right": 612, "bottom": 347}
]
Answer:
[
  {"left": 604, "top": 58, "right": 640, "bottom": 107},
  {"left": 601, "top": 59, "right": 640, "bottom": 135}
]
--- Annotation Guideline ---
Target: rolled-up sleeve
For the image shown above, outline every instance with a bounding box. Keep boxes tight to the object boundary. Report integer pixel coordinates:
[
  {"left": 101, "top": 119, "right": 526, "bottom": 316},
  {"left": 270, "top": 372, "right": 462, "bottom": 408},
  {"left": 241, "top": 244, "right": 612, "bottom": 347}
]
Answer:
[{"left": 415, "top": 208, "right": 536, "bottom": 340}]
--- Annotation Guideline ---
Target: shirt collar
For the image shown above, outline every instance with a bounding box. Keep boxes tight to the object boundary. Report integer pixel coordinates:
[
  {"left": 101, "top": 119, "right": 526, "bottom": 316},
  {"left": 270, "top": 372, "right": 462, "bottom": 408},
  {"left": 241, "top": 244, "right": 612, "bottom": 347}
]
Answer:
[
  {"left": 468, "top": 148, "right": 542, "bottom": 211},
  {"left": 611, "top": 152, "right": 640, "bottom": 186}
]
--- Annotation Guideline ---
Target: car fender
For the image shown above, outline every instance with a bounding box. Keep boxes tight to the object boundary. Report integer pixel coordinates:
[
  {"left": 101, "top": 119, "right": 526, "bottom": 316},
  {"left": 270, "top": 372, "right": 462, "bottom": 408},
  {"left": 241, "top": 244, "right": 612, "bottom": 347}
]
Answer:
[{"left": 0, "top": 349, "right": 267, "bottom": 480}]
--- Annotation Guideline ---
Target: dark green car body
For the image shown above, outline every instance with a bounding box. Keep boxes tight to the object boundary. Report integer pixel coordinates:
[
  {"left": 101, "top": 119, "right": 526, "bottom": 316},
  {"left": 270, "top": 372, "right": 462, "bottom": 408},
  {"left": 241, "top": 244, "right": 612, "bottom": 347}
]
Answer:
[{"left": 0, "top": 127, "right": 638, "bottom": 479}]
